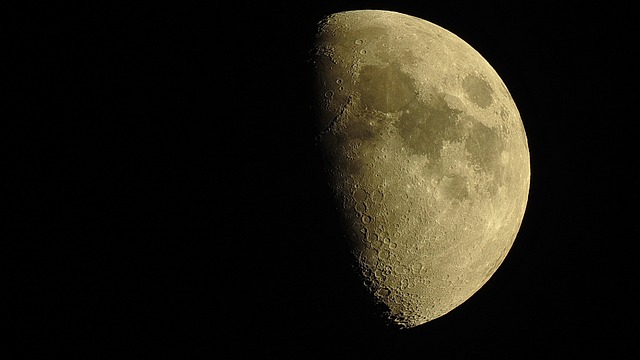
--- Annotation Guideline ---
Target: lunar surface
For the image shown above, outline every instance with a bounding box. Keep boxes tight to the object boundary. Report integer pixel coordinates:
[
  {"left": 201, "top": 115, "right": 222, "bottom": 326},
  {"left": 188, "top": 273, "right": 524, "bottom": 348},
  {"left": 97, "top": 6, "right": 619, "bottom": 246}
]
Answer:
[{"left": 312, "top": 10, "right": 530, "bottom": 328}]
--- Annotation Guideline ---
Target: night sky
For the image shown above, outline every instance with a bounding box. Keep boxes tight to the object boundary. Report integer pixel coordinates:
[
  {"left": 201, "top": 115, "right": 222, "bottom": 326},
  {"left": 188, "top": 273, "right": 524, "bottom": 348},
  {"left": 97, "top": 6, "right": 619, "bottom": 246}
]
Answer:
[{"left": 7, "top": 2, "right": 638, "bottom": 358}]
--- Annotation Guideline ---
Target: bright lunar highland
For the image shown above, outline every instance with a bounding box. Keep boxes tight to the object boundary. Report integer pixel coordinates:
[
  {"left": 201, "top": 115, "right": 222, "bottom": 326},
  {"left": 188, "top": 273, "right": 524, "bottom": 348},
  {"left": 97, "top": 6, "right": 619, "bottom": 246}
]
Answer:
[{"left": 312, "top": 10, "right": 530, "bottom": 328}]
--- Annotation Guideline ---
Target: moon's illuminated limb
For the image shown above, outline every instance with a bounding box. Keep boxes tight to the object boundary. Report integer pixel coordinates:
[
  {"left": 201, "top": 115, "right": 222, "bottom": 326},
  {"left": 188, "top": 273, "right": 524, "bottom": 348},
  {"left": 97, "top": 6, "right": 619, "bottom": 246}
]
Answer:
[{"left": 312, "top": 10, "right": 530, "bottom": 328}]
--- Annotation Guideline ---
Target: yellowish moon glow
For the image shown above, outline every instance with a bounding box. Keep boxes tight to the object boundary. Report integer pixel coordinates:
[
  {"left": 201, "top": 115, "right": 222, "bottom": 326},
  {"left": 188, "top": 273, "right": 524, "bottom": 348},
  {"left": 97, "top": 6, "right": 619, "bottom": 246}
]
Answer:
[{"left": 312, "top": 10, "right": 530, "bottom": 328}]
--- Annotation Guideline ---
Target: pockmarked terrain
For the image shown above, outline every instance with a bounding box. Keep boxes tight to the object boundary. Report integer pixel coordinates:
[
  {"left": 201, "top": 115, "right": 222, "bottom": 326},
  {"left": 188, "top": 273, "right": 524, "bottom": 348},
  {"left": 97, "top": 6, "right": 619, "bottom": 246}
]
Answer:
[{"left": 312, "top": 10, "right": 530, "bottom": 328}]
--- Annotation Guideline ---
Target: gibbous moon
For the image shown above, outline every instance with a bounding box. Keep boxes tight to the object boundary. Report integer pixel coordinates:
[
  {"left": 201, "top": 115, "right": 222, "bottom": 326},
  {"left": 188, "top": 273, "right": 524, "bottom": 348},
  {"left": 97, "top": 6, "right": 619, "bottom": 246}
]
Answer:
[{"left": 312, "top": 10, "right": 530, "bottom": 328}]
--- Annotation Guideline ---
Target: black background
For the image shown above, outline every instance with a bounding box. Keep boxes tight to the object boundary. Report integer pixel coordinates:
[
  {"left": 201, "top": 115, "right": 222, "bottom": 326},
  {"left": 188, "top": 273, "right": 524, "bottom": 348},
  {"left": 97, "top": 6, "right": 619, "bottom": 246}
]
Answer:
[{"left": 6, "top": 1, "right": 639, "bottom": 358}]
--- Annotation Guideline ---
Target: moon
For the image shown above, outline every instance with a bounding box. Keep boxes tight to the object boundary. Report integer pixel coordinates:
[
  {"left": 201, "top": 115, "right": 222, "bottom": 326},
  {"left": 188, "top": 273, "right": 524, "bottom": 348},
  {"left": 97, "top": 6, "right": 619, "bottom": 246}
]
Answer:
[{"left": 312, "top": 10, "right": 530, "bottom": 328}]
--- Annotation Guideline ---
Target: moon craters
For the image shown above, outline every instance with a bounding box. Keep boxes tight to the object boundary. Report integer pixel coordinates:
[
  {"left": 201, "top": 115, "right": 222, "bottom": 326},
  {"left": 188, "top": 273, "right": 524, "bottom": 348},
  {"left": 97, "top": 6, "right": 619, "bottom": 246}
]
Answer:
[{"left": 313, "top": 10, "right": 530, "bottom": 328}]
